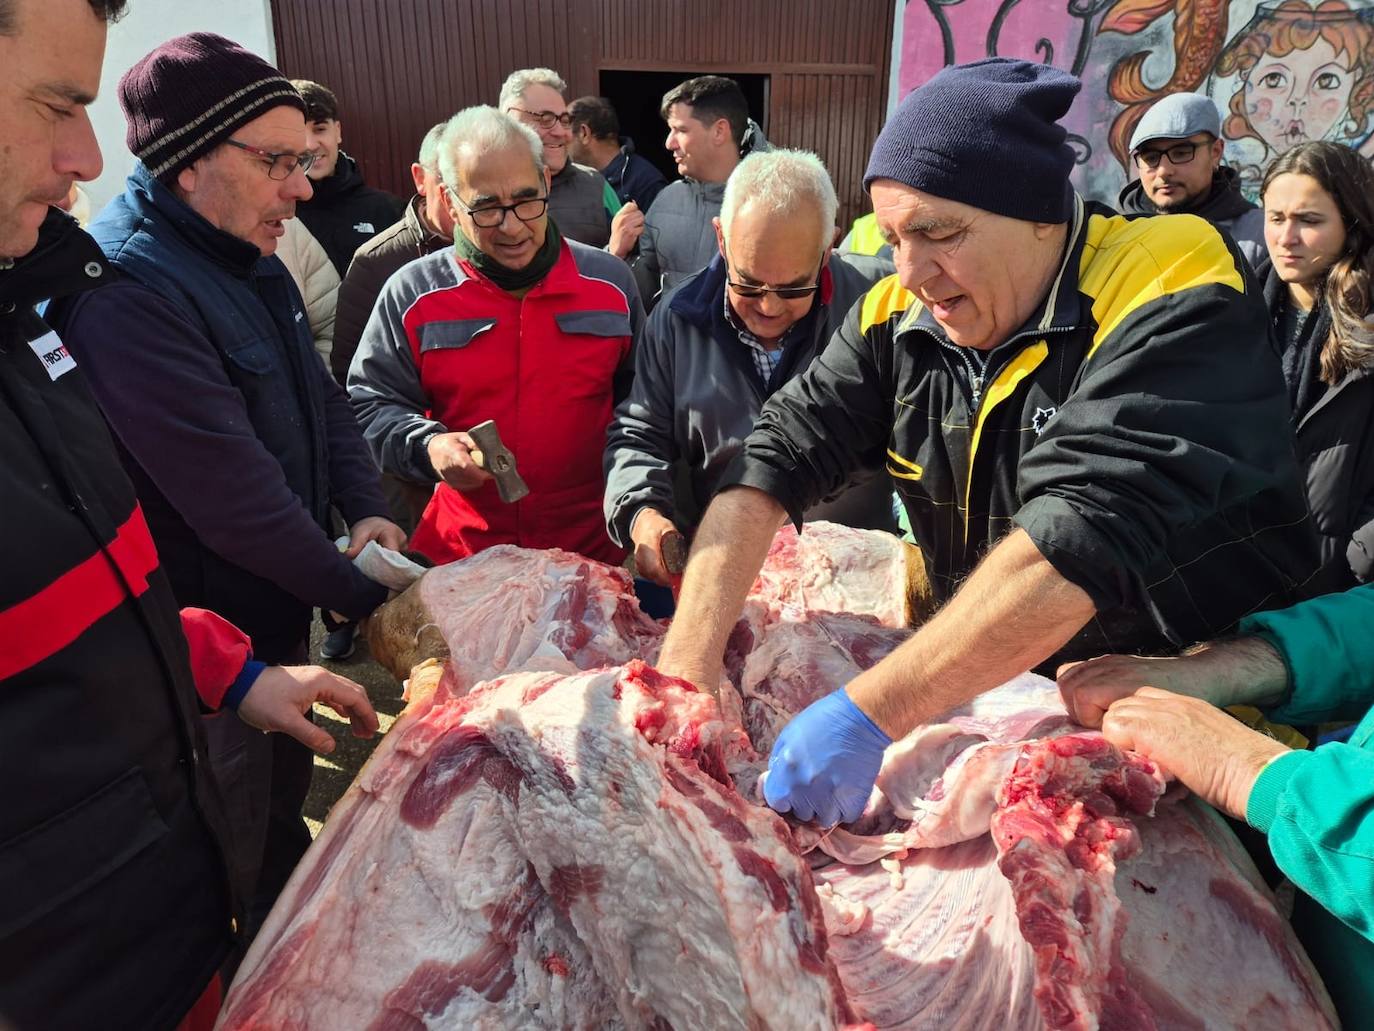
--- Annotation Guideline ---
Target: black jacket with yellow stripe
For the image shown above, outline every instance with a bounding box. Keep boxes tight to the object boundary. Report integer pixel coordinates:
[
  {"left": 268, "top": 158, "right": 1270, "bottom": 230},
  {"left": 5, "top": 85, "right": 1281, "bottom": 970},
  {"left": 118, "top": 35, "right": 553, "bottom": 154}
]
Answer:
[{"left": 722, "top": 198, "right": 1319, "bottom": 664}]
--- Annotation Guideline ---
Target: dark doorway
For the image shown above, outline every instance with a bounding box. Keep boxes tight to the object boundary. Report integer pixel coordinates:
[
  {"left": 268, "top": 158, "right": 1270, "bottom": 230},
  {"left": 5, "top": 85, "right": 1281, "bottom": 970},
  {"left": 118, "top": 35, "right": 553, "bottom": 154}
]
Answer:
[{"left": 598, "top": 70, "right": 770, "bottom": 184}]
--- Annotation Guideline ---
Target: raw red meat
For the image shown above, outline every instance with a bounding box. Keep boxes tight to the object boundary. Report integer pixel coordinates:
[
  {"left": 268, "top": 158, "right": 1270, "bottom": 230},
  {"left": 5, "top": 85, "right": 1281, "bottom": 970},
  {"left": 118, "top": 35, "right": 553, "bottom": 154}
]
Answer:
[
  {"left": 227, "top": 524, "right": 1337, "bottom": 1031},
  {"left": 219, "top": 661, "right": 853, "bottom": 1029}
]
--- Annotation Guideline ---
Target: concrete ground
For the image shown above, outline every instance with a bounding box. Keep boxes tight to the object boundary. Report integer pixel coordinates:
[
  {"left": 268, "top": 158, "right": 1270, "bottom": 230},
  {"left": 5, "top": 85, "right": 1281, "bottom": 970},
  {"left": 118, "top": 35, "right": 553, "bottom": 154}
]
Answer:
[{"left": 302, "top": 619, "right": 406, "bottom": 836}]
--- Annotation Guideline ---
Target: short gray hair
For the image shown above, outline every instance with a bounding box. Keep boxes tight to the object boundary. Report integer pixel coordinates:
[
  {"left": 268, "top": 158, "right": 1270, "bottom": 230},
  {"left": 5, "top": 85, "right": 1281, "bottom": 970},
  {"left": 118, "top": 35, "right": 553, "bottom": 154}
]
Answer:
[
  {"left": 498, "top": 68, "right": 567, "bottom": 112},
  {"left": 417, "top": 120, "right": 448, "bottom": 173},
  {"left": 720, "top": 149, "right": 838, "bottom": 248},
  {"left": 437, "top": 106, "right": 545, "bottom": 190}
]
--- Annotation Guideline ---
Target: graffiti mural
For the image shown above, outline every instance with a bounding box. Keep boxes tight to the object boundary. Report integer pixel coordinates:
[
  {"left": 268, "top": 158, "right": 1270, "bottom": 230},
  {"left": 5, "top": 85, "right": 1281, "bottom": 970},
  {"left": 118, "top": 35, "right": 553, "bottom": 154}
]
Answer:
[{"left": 898, "top": 0, "right": 1374, "bottom": 203}]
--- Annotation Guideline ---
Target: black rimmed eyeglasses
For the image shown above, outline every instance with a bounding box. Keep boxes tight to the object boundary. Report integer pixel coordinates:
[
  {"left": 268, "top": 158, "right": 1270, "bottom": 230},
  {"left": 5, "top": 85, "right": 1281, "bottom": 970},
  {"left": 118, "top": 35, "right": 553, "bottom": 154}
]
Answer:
[
  {"left": 1133, "top": 141, "right": 1203, "bottom": 171},
  {"left": 507, "top": 107, "right": 573, "bottom": 130},
  {"left": 224, "top": 139, "right": 316, "bottom": 180},
  {"left": 457, "top": 195, "right": 550, "bottom": 229}
]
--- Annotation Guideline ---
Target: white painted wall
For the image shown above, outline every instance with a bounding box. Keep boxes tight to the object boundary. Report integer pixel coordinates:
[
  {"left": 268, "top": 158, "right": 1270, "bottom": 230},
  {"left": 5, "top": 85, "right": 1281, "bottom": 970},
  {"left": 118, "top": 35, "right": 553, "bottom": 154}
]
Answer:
[{"left": 86, "top": 0, "right": 277, "bottom": 214}]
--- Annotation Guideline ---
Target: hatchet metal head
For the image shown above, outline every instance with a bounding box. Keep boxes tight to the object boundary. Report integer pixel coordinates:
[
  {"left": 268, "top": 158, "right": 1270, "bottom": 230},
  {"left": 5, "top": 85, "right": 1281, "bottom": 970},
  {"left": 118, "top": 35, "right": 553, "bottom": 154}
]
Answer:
[{"left": 467, "top": 419, "right": 530, "bottom": 504}]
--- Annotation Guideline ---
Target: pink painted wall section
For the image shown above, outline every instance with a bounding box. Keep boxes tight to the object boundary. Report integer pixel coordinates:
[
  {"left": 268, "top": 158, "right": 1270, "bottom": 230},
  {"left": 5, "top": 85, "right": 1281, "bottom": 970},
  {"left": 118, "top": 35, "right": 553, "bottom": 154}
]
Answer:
[{"left": 895, "top": 0, "right": 1374, "bottom": 203}]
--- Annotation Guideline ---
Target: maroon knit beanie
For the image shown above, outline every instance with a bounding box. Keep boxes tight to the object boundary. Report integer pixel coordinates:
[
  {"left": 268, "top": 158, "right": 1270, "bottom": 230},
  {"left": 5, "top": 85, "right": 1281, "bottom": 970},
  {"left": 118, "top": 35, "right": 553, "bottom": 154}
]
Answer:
[{"left": 118, "top": 32, "right": 305, "bottom": 182}]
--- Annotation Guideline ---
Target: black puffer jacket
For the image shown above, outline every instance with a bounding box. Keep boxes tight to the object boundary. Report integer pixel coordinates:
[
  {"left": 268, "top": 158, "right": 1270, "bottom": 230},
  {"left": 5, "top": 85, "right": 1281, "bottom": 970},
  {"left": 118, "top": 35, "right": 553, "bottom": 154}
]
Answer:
[
  {"left": 296, "top": 152, "right": 406, "bottom": 278},
  {"left": 1262, "top": 261, "right": 1374, "bottom": 590}
]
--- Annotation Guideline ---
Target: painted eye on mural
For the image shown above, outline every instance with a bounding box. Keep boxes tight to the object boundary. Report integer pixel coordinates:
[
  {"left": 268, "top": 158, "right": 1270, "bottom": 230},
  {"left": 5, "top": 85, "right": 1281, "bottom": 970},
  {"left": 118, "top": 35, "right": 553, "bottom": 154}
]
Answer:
[
  {"left": 1258, "top": 70, "right": 1289, "bottom": 90},
  {"left": 1314, "top": 72, "right": 1344, "bottom": 91}
]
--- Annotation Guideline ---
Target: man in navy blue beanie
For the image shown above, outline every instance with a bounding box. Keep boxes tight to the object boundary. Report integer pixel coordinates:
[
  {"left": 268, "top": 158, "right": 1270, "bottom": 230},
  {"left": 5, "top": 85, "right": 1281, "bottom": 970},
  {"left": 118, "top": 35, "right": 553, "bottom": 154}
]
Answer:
[{"left": 656, "top": 58, "right": 1318, "bottom": 832}]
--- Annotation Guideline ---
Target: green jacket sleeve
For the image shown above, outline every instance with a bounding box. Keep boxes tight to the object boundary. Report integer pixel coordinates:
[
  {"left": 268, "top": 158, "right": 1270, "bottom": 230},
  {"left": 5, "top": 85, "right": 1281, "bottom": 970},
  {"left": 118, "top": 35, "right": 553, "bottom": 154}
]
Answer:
[
  {"left": 1248, "top": 745, "right": 1374, "bottom": 944},
  {"left": 1238, "top": 582, "right": 1374, "bottom": 724}
]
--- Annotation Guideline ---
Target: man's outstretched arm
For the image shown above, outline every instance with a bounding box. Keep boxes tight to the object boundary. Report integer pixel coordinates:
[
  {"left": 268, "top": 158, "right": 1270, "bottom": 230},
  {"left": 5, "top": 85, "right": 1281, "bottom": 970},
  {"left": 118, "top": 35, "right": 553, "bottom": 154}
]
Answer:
[{"left": 655, "top": 486, "right": 788, "bottom": 692}]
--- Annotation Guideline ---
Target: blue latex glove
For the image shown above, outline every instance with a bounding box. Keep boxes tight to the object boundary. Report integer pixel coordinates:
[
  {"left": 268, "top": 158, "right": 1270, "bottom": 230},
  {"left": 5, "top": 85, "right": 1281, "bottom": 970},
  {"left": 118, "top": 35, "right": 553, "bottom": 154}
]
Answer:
[{"left": 762, "top": 687, "right": 892, "bottom": 826}]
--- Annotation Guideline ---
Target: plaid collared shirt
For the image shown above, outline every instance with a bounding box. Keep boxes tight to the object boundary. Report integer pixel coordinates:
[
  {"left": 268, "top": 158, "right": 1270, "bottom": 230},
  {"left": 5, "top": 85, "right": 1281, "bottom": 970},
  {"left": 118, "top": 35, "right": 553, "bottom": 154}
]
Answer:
[{"left": 723, "top": 292, "right": 797, "bottom": 389}]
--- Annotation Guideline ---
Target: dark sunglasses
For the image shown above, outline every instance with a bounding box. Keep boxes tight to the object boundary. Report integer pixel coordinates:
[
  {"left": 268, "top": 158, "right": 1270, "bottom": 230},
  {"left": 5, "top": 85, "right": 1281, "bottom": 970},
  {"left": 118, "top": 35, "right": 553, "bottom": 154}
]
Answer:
[{"left": 726, "top": 255, "right": 824, "bottom": 300}]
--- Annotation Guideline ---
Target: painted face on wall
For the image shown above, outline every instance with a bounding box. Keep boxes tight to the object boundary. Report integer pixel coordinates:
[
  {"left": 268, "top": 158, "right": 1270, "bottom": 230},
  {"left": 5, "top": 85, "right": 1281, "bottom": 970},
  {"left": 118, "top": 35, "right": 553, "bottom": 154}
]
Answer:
[{"left": 1244, "top": 37, "right": 1357, "bottom": 152}]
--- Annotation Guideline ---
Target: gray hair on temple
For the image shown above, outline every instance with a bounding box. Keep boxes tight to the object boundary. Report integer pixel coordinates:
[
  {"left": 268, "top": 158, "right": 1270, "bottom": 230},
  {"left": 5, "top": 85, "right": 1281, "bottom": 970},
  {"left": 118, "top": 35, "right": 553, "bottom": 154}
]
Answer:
[{"left": 417, "top": 120, "right": 449, "bottom": 173}]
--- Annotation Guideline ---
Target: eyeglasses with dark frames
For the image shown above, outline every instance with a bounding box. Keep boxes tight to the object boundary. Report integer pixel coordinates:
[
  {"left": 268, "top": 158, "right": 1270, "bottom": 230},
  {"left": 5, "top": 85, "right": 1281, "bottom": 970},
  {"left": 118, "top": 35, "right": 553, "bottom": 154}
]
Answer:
[
  {"left": 726, "top": 253, "right": 825, "bottom": 300},
  {"left": 507, "top": 107, "right": 573, "bottom": 130},
  {"left": 457, "top": 194, "right": 550, "bottom": 229},
  {"left": 1133, "top": 141, "right": 1202, "bottom": 171},
  {"left": 224, "top": 139, "right": 317, "bottom": 181}
]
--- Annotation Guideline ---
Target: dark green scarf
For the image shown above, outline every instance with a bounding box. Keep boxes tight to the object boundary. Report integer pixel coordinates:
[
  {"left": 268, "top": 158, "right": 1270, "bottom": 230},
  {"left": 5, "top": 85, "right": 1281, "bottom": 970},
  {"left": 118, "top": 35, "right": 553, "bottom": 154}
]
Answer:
[{"left": 454, "top": 216, "right": 562, "bottom": 292}]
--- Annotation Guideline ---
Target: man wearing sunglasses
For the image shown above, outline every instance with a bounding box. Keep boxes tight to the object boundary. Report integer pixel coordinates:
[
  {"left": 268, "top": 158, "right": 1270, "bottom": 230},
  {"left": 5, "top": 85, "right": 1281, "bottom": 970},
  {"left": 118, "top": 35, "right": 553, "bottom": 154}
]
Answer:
[
  {"left": 498, "top": 67, "right": 642, "bottom": 259},
  {"left": 1118, "top": 92, "right": 1265, "bottom": 269},
  {"left": 350, "top": 106, "right": 643, "bottom": 568},
  {"left": 47, "top": 33, "right": 402, "bottom": 928},
  {"left": 604, "top": 148, "right": 895, "bottom": 593}
]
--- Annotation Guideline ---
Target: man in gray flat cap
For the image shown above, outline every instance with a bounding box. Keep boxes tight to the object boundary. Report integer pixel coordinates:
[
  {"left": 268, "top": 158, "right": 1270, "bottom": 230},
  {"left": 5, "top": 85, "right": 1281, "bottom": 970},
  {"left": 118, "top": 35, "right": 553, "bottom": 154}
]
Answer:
[{"left": 1117, "top": 92, "right": 1265, "bottom": 268}]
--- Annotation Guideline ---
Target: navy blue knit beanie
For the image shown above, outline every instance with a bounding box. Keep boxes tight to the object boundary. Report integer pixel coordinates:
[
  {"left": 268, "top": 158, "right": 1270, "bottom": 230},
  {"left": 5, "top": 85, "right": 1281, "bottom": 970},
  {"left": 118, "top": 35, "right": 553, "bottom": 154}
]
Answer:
[{"left": 864, "top": 58, "right": 1082, "bottom": 224}]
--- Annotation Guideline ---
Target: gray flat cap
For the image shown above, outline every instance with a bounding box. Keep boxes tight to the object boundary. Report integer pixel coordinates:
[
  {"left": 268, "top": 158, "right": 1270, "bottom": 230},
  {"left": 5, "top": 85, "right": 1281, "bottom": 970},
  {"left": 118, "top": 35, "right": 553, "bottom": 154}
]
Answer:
[{"left": 1130, "top": 93, "right": 1221, "bottom": 152}]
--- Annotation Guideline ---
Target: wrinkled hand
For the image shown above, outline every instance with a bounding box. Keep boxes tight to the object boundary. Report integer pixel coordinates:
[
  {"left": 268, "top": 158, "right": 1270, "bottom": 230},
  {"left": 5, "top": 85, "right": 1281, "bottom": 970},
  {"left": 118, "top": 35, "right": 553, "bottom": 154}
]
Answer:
[
  {"left": 1056, "top": 653, "right": 1205, "bottom": 728},
  {"left": 762, "top": 687, "right": 892, "bottom": 826},
  {"left": 630, "top": 507, "right": 679, "bottom": 588},
  {"left": 427, "top": 431, "right": 495, "bottom": 494},
  {"left": 608, "top": 201, "right": 644, "bottom": 259},
  {"left": 345, "top": 515, "right": 407, "bottom": 558},
  {"left": 237, "top": 665, "right": 380, "bottom": 755},
  {"left": 1101, "top": 687, "right": 1287, "bottom": 820}
]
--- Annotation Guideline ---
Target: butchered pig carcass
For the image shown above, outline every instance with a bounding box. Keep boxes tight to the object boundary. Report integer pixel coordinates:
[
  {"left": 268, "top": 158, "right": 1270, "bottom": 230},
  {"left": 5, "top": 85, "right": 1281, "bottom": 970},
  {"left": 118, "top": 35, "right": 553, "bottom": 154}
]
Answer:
[{"left": 222, "top": 523, "right": 1336, "bottom": 1030}]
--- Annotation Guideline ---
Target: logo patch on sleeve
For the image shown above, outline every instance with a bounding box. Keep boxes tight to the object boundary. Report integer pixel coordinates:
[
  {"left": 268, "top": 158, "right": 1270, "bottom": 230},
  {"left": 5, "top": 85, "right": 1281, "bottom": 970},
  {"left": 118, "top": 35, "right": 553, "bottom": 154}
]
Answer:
[
  {"left": 26, "top": 330, "right": 76, "bottom": 381},
  {"left": 1031, "top": 406, "right": 1057, "bottom": 436}
]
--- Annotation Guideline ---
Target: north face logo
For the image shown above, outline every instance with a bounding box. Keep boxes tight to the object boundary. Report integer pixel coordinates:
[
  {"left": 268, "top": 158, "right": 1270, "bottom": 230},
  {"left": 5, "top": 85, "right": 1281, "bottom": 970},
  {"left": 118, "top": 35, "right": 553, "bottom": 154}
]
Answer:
[
  {"left": 1031, "top": 406, "right": 1057, "bottom": 436},
  {"left": 353, "top": 222, "right": 376, "bottom": 234}
]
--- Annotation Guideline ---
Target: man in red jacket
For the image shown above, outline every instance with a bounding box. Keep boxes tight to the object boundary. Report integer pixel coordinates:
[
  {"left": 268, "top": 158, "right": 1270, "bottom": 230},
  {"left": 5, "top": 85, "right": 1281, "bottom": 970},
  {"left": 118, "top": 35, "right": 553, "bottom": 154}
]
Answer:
[
  {"left": 0, "top": 2, "right": 378, "bottom": 1028},
  {"left": 350, "top": 105, "right": 644, "bottom": 565}
]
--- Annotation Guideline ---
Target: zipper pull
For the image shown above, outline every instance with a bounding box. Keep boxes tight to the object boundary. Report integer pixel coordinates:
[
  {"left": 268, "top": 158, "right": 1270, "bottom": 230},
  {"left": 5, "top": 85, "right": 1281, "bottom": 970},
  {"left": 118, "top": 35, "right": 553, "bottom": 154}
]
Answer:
[{"left": 971, "top": 375, "right": 984, "bottom": 408}]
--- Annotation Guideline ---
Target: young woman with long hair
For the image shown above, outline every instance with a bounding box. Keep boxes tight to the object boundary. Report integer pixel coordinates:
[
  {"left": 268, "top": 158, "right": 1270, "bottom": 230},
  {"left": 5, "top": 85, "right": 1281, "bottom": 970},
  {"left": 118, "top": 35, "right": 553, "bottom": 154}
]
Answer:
[{"left": 1260, "top": 140, "right": 1374, "bottom": 589}]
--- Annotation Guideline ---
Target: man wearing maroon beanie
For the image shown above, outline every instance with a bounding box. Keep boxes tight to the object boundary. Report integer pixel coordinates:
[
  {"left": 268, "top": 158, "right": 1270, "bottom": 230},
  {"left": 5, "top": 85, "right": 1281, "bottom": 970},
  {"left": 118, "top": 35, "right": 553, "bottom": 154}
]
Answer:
[
  {"left": 46, "top": 31, "right": 404, "bottom": 936},
  {"left": 657, "top": 58, "right": 1319, "bottom": 830}
]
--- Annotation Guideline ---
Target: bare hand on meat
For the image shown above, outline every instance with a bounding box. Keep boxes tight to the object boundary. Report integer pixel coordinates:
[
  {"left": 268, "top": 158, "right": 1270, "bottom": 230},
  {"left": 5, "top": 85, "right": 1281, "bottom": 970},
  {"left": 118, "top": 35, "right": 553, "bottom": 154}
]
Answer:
[
  {"left": 344, "top": 514, "right": 407, "bottom": 558},
  {"left": 1056, "top": 653, "right": 1204, "bottom": 727},
  {"left": 1100, "top": 687, "right": 1288, "bottom": 821},
  {"left": 630, "top": 507, "right": 679, "bottom": 587},
  {"left": 237, "top": 665, "right": 380, "bottom": 755},
  {"left": 427, "top": 430, "right": 495, "bottom": 493},
  {"left": 1057, "top": 636, "right": 1289, "bottom": 728},
  {"left": 762, "top": 686, "right": 892, "bottom": 826}
]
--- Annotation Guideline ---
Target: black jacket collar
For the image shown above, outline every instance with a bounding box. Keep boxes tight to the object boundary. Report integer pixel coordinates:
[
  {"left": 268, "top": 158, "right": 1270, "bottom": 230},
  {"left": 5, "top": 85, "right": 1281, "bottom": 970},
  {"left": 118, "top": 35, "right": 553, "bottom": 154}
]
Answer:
[
  {"left": 1118, "top": 165, "right": 1255, "bottom": 222},
  {"left": 0, "top": 208, "right": 110, "bottom": 311}
]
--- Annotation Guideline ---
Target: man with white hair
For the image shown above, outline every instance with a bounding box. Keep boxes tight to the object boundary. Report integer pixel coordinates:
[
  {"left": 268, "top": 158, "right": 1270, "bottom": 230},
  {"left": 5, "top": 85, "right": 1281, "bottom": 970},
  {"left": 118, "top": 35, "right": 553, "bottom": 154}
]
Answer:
[
  {"left": 350, "top": 106, "right": 644, "bottom": 566},
  {"left": 604, "top": 148, "right": 895, "bottom": 591},
  {"left": 499, "top": 67, "right": 642, "bottom": 258}
]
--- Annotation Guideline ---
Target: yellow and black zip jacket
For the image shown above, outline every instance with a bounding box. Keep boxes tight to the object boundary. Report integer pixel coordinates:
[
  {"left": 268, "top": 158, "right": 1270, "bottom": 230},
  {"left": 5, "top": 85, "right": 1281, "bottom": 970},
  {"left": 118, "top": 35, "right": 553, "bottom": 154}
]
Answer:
[{"left": 721, "top": 197, "right": 1320, "bottom": 664}]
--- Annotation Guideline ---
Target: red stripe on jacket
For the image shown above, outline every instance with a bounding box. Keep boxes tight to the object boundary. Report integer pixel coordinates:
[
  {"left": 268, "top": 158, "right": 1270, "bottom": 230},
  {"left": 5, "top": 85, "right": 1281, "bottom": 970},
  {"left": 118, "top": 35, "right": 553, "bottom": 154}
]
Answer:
[
  {"left": 0, "top": 505, "right": 253, "bottom": 708},
  {"left": 0, "top": 505, "right": 160, "bottom": 680}
]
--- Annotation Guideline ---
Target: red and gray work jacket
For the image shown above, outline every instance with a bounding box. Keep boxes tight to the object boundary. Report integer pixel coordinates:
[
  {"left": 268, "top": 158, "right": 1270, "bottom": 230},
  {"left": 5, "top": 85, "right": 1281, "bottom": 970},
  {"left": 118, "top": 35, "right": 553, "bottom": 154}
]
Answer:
[{"left": 349, "top": 239, "right": 644, "bottom": 565}]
